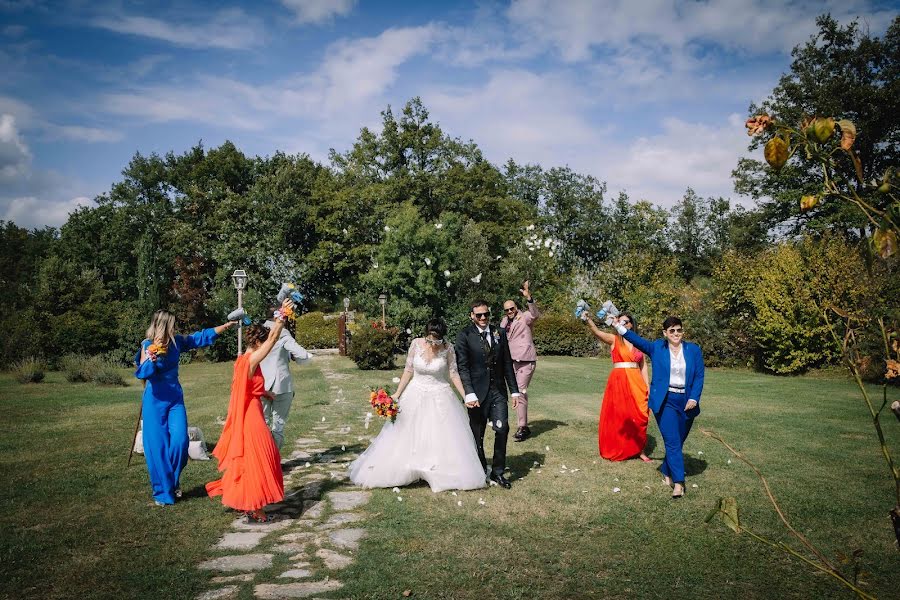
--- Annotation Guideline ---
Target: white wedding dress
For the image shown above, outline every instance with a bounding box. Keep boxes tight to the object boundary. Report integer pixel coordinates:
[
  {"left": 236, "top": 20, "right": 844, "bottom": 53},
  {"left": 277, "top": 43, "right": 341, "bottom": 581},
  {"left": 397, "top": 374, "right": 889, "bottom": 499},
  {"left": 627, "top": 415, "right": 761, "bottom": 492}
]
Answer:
[{"left": 349, "top": 339, "right": 487, "bottom": 492}]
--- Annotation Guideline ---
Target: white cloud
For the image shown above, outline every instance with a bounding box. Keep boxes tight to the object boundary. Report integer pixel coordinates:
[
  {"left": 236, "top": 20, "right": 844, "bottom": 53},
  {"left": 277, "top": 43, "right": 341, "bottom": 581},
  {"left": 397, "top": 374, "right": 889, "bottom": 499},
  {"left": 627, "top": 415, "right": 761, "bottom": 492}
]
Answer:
[
  {"left": 52, "top": 124, "right": 123, "bottom": 143},
  {"left": 92, "top": 8, "right": 266, "bottom": 49},
  {"left": 426, "top": 69, "right": 600, "bottom": 159},
  {"left": 281, "top": 0, "right": 356, "bottom": 25},
  {"left": 102, "top": 25, "right": 440, "bottom": 131},
  {"left": 2, "top": 195, "right": 91, "bottom": 228},
  {"left": 507, "top": 0, "right": 895, "bottom": 60},
  {"left": 0, "top": 113, "right": 98, "bottom": 228},
  {"left": 601, "top": 114, "right": 752, "bottom": 206},
  {"left": 0, "top": 114, "right": 31, "bottom": 180}
]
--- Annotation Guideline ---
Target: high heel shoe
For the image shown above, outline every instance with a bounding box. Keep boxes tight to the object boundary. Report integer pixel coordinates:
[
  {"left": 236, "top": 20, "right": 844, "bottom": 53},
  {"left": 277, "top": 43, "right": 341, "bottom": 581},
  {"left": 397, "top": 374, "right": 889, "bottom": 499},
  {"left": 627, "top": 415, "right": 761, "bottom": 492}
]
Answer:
[
  {"left": 671, "top": 483, "right": 685, "bottom": 499},
  {"left": 244, "top": 510, "right": 275, "bottom": 524}
]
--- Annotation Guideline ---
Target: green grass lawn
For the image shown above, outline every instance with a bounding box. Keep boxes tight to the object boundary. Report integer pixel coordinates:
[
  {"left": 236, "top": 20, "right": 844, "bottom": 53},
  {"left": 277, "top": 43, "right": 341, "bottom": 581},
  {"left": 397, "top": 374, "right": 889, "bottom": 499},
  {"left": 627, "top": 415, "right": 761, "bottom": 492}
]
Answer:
[{"left": 0, "top": 356, "right": 898, "bottom": 599}]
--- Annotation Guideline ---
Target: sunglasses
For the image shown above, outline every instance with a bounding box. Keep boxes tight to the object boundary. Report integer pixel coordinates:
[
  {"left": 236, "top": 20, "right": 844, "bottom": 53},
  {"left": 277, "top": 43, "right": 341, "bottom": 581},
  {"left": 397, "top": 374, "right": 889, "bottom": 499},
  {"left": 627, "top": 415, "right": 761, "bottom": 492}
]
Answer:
[
  {"left": 666, "top": 327, "right": 684, "bottom": 334},
  {"left": 503, "top": 307, "right": 517, "bottom": 313},
  {"left": 473, "top": 312, "right": 490, "bottom": 319}
]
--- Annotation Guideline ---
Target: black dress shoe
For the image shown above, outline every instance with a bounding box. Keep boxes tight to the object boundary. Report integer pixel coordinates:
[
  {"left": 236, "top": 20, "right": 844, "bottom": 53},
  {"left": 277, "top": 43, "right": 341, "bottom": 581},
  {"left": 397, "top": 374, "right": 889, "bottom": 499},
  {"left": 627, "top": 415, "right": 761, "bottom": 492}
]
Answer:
[
  {"left": 513, "top": 426, "right": 531, "bottom": 442},
  {"left": 489, "top": 473, "right": 512, "bottom": 489}
]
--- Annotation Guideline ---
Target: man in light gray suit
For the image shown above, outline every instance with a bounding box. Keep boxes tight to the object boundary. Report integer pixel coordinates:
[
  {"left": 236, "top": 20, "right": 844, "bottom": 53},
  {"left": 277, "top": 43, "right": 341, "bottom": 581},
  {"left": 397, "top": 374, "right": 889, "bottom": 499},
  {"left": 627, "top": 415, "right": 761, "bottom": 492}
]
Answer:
[{"left": 260, "top": 316, "right": 311, "bottom": 448}]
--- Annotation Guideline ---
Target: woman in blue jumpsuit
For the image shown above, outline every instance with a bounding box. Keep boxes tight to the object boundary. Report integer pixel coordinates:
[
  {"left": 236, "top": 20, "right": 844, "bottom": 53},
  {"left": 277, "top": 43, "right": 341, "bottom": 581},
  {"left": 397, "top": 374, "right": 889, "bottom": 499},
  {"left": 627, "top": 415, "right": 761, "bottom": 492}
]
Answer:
[{"left": 135, "top": 310, "right": 235, "bottom": 505}]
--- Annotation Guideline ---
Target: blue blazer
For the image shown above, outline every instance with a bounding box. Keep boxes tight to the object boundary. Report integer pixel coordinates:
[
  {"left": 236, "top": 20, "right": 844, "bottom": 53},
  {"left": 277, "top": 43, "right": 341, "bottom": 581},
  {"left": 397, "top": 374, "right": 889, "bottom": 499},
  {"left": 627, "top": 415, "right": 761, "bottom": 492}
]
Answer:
[{"left": 623, "top": 331, "right": 704, "bottom": 417}]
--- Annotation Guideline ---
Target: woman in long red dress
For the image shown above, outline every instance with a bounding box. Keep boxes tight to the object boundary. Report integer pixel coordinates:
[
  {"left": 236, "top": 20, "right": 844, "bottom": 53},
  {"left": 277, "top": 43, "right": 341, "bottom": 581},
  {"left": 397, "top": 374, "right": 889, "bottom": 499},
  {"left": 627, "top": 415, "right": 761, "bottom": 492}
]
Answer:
[
  {"left": 582, "top": 312, "right": 651, "bottom": 461},
  {"left": 206, "top": 300, "right": 292, "bottom": 523}
]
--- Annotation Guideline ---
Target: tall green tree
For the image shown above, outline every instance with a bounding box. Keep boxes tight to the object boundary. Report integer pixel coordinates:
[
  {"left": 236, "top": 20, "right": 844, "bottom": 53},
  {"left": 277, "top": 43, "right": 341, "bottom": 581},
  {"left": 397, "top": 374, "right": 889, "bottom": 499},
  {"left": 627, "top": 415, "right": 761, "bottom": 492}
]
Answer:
[{"left": 733, "top": 14, "right": 900, "bottom": 235}]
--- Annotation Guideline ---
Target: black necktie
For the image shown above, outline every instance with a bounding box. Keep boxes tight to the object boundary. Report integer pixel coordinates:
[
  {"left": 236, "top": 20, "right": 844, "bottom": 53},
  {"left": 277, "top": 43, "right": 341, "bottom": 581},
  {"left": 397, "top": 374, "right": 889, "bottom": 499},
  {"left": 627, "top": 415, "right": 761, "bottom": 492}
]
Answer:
[{"left": 480, "top": 330, "right": 490, "bottom": 351}]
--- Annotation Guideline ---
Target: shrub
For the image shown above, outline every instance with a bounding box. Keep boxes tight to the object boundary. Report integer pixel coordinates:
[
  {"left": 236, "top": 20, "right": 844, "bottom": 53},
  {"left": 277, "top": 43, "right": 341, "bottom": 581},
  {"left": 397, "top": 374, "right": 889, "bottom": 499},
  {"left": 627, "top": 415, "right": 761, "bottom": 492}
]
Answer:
[
  {"left": 349, "top": 322, "right": 399, "bottom": 369},
  {"left": 93, "top": 360, "right": 127, "bottom": 386},
  {"left": 13, "top": 357, "right": 46, "bottom": 383},
  {"left": 295, "top": 311, "right": 339, "bottom": 349},
  {"left": 60, "top": 353, "right": 94, "bottom": 382},
  {"left": 60, "top": 353, "right": 126, "bottom": 385},
  {"left": 533, "top": 314, "right": 599, "bottom": 357}
]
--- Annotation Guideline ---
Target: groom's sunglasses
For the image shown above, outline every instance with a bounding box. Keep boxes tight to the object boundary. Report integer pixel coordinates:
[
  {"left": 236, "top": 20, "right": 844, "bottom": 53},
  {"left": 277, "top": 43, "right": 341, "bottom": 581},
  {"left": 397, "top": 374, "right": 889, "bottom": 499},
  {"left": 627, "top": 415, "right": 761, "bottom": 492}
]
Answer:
[{"left": 473, "top": 312, "right": 490, "bottom": 319}]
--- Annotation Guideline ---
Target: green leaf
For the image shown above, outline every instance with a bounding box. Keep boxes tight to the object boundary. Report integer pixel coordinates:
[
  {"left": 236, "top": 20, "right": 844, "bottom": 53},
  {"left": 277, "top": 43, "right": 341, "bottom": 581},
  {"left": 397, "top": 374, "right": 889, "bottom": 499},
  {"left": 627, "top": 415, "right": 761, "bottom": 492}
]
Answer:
[{"left": 706, "top": 497, "right": 741, "bottom": 533}]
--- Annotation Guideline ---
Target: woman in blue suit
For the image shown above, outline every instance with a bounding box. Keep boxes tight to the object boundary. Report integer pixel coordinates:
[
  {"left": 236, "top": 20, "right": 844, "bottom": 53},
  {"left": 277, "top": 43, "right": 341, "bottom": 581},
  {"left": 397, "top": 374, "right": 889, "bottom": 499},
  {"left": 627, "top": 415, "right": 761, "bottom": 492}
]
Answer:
[
  {"left": 135, "top": 310, "right": 235, "bottom": 505},
  {"left": 615, "top": 316, "right": 704, "bottom": 498}
]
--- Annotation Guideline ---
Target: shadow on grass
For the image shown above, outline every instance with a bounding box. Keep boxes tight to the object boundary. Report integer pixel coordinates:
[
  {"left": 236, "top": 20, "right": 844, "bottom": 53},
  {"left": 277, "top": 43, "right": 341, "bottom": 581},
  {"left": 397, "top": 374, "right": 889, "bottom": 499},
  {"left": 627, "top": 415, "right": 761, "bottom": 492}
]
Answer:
[
  {"left": 527, "top": 419, "right": 567, "bottom": 438},
  {"left": 685, "top": 455, "right": 708, "bottom": 477},
  {"left": 507, "top": 451, "right": 546, "bottom": 482}
]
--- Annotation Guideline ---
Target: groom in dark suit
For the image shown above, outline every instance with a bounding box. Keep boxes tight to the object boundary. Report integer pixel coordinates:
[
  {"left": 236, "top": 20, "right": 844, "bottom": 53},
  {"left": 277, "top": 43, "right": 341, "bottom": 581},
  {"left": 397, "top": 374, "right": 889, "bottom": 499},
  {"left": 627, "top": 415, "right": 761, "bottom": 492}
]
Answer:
[{"left": 455, "top": 299, "right": 522, "bottom": 489}]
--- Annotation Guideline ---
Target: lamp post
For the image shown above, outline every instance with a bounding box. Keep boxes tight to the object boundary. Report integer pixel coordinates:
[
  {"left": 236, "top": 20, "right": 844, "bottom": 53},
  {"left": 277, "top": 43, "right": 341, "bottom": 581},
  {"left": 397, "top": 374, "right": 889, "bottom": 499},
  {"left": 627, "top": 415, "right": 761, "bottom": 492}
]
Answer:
[
  {"left": 339, "top": 297, "right": 350, "bottom": 356},
  {"left": 231, "top": 269, "right": 248, "bottom": 355},
  {"left": 378, "top": 293, "right": 387, "bottom": 327}
]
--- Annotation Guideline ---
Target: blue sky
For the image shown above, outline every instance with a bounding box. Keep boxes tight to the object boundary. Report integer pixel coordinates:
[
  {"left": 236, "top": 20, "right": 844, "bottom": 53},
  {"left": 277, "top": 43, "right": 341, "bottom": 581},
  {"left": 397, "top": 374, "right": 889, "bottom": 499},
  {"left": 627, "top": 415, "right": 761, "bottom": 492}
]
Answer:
[{"left": 1, "top": 0, "right": 897, "bottom": 228}]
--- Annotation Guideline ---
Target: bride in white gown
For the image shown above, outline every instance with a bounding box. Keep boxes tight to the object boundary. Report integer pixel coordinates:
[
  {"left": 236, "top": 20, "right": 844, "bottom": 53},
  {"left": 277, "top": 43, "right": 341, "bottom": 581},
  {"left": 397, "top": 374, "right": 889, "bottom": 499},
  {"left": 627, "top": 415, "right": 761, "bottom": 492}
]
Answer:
[{"left": 349, "top": 319, "right": 487, "bottom": 492}]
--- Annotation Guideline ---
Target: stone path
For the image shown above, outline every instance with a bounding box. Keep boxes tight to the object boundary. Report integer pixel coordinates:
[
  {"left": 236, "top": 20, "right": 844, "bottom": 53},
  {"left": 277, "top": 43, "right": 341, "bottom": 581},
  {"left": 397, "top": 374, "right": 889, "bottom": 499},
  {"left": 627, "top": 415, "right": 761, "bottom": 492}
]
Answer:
[{"left": 195, "top": 357, "right": 371, "bottom": 600}]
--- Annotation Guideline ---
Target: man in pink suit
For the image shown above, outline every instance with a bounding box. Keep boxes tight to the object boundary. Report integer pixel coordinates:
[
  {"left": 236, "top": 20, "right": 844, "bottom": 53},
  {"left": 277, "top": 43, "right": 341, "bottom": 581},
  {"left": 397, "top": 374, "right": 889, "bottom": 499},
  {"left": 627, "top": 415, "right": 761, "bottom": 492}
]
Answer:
[{"left": 500, "top": 280, "right": 541, "bottom": 442}]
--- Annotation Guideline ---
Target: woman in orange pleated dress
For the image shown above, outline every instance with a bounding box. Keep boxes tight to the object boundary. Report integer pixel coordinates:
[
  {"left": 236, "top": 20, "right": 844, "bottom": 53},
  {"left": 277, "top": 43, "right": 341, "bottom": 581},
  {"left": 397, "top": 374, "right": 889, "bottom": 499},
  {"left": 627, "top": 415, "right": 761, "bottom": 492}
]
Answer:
[
  {"left": 206, "top": 299, "right": 292, "bottom": 523},
  {"left": 582, "top": 312, "right": 651, "bottom": 462}
]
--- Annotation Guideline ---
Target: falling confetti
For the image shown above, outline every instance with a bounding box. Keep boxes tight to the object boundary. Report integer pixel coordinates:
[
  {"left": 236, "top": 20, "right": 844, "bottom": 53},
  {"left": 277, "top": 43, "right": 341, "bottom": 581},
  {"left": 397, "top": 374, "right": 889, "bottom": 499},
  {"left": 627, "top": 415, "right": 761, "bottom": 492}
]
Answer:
[
  {"left": 526, "top": 224, "right": 535, "bottom": 230},
  {"left": 470, "top": 273, "right": 482, "bottom": 283},
  {"left": 435, "top": 223, "right": 443, "bottom": 229},
  {"left": 445, "top": 281, "right": 451, "bottom": 287},
  {"left": 443, "top": 270, "right": 450, "bottom": 277},
  {"left": 341, "top": 445, "right": 346, "bottom": 451},
  {"left": 424, "top": 258, "right": 431, "bottom": 266},
  {"left": 384, "top": 225, "right": 391, "bottom": 232},
  {"left": 342, "top": 228, "right": 348, "bottom": 234}
]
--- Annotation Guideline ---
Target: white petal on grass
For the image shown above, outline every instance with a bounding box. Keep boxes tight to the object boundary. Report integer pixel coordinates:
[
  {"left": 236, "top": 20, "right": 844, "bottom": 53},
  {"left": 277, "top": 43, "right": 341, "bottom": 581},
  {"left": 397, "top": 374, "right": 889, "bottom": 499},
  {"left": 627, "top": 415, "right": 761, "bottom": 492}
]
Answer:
[
  {"left": 495, "top": 255, "right": 501, "bottom": 260},
  {"left": 405, "top": 328, "right": 411, "bottom": 334},
  {"left": 727, "top": 459, "right": 732, "bottom": 464},
  {"left": 451, "top": 491, "right": 457, "bottom": 496},
  {"left": 457, "top": 500, "right": 463, "bottom": 506},
  {"left": 321, "top": 417, "right": 326, "bottom": 422},
  {"left": 445, "top": 281, "right": 451, "bottom": 287},
  {"left": 304, "top": 462, "right": 310, "bottom": 468},
  {"left": 545, "top": 446, "right": 550, "bottom": 451},
  {"left": 698, "top": 451, "right": 704, "bottom": 455},
  {"left": 392, "top": 377, "right": 400, "bottom": 383},
  {"left": 384, "top": 225, "right": 391, "bottom": 232},
  {"left": 526, "top": 224, "right": 535, "bottom": 230},
  {"left": 692, "top": 484, "right": 699, "bottom": 488},
  {"left": 341, "top": 445, "right": 345, "bottom": 451},
  {"left": 435, "top": 223, "right": 443, "bottom": 229},
  {"left": 548, "top": 251, "right": 554, "bottom": 257},
  {"left": 342, "top": 228, "right": 348, "bottom": 234},
  {"left": 561, "top": 464, "right": 568, "bottom": 470},
  {"left": 478, "top": 498, "right": 486, "bottom": 505},
  {"left": 392, "top": 487, "right": 400, "bottom": 493},
  {"left": 613, "top": 487, "right": 621, "bottom": 493},
  {"left": 397, "top": 496, "right": 403, "bottom": 502},
  {"left": 444, "top": 270, "right": 450, "bottom": 277}
]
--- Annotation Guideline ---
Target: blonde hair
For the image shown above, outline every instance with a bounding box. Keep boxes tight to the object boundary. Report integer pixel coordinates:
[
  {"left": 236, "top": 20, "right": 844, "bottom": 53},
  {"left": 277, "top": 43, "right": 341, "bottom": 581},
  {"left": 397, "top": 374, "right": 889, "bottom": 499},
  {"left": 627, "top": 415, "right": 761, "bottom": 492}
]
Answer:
[{"left": 145, "top": 310, "right": 177, "bottom": 347}]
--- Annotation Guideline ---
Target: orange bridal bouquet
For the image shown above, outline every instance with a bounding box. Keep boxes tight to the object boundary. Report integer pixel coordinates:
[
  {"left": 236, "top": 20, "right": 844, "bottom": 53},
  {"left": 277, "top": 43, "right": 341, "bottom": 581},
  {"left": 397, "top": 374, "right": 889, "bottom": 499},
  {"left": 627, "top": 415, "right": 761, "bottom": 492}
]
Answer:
[
  {"left": 147, "top": 342, "right": 168, "bottom": 360},
  {"left": 369, "top": 387, "right": 399, "bottom": 422}
]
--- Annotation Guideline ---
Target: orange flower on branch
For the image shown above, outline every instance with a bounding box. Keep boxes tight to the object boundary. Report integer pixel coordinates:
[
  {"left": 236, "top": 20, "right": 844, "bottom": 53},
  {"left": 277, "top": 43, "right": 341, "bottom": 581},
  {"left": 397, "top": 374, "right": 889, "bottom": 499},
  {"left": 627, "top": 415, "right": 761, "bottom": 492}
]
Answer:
[
  {"left": 886, "top": 359, "right": 900, "bottom": 380},
  {"left": 745, "top": 114, "right": 772, "bottom": 136}
]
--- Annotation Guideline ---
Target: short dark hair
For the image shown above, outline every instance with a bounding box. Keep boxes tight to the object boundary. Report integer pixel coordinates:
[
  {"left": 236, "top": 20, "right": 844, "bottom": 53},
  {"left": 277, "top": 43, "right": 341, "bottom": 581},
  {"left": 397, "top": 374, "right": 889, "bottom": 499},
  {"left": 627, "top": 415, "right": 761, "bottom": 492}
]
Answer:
[
  {"left": 425, "top": 318, "right": 447, "bottom": 338},
  {"left": 245, "top": 323, "right": 269, "bottom": 348},
  {"left": 662, "top": 316, "right": 683, "bottom": 331},
  {"left": 470, "top": 299, "right": 489, "bottom": 311},
  {"left": 622, "top": 312, "right": 638, "bottom": 334}
]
